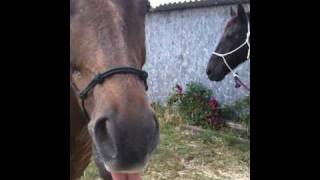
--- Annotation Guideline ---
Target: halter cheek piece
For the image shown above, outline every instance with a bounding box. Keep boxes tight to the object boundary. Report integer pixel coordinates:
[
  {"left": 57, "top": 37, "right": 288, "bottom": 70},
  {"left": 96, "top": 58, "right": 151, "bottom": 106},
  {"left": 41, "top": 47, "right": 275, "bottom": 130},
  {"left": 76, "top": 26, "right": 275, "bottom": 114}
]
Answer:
[{"left": 75, "top": 67, "right": 149, "bottom": 121}]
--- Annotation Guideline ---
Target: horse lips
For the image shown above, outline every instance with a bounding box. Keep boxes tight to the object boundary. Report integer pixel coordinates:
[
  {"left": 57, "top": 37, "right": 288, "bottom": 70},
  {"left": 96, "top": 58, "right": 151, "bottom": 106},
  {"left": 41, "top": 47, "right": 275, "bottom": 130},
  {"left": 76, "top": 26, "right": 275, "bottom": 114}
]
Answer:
[{"left": 110, "top": 172, "right": 142, "bottom": 180}]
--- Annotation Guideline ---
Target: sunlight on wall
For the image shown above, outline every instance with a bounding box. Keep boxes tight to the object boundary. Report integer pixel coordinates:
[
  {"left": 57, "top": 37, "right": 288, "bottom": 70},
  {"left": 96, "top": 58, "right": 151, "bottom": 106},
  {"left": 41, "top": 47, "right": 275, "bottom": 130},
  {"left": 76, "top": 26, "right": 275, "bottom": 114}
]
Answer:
[{"left": 149, "top": 0, "right": 184, "bottom": 7}]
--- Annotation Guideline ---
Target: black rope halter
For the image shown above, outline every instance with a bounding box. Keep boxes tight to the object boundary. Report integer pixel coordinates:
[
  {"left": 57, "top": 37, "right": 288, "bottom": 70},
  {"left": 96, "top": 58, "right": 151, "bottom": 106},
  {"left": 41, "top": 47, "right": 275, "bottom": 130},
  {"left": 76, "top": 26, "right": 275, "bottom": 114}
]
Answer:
[{"left": 75, "top": 67, "right": 149, "bottom": 121}]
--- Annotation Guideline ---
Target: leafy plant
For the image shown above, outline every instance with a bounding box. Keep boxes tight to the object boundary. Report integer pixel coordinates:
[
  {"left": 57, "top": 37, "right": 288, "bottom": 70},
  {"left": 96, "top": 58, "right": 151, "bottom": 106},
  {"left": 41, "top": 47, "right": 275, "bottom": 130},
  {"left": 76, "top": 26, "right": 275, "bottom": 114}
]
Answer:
[
  {"left": 167, "top": 82, "right": 223, "bottom": 129},
  {"left": 221, "top": 96, "right": 250, "bottom": 126}
]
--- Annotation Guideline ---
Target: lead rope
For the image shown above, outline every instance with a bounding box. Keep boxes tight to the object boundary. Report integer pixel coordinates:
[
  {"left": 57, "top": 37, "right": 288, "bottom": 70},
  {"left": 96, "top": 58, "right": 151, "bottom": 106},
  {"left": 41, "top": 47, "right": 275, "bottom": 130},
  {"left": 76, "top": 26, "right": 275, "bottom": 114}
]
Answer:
[{"left": 212, "top": 20, "right": 250, "bottom": 92}]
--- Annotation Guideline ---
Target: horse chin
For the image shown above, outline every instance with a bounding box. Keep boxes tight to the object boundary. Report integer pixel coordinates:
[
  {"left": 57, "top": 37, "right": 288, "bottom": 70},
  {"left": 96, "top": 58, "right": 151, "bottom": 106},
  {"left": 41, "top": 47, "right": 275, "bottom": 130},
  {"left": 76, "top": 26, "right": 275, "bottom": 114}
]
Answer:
[
  {"left": 110, "top": 172, "right": 142, "bottom": 180},
  {"left": 103, "top": 162, "right": 147, "bottom": 173},
  {"left": 208, "top": 74, "right": 225, "bottom": 82}
]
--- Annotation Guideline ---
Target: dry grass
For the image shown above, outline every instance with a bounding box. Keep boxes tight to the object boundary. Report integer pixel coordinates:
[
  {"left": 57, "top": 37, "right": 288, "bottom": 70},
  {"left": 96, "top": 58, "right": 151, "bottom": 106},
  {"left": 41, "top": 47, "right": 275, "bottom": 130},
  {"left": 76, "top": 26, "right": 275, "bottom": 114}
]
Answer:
[{"left": 80, "top": 105, "right": 250, "bottom": 180}]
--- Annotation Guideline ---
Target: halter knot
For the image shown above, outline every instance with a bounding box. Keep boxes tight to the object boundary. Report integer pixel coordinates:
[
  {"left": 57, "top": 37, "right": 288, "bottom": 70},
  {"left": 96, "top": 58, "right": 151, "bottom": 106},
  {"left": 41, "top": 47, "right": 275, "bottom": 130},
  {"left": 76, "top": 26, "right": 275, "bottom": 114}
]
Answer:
[
  {"left": 79, "top": 91, "right": 87, "bottom": 100},
  {"left": 140, "top": 71, "right": 148, "bottom": 80},
  {"left": 234, "top": 76, "right": 241, "bottom": 88},
  {"left": 139, "top": 72, "right": 148, "bottom": 91},
  {"left": 93, "top": 73, "right": 104, "bottom": 84}
]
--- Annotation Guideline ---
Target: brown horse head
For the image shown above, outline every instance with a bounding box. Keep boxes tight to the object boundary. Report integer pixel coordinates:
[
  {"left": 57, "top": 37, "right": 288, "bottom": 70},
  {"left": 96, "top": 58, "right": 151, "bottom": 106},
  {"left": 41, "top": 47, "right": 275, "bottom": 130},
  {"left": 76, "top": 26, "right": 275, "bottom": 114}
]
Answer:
[
  {"left": 206, "top": 4, "right": 250, "bottom": 81},
  {"left": 70, "top": 0, "right": 158, "bottom": 179}
]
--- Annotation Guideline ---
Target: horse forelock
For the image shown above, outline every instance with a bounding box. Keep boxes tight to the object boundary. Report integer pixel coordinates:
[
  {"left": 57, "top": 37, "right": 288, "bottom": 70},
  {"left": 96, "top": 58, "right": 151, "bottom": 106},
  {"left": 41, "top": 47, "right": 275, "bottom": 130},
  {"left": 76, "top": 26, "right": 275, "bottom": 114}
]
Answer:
[{"left": 224, "top": 11, "right": 250, "bottom": 32}]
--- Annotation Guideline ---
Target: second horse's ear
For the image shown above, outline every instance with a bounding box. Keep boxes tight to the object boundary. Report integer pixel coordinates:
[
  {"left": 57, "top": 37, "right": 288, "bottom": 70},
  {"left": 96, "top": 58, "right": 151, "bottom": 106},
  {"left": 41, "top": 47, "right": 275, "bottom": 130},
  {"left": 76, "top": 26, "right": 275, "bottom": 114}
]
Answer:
[
  {"left": 237, "top": 4, "right": 247, "bottom": 23},
  {"left": 230, "top": 7, "right": 236, "bottom": 17},
  {"left": 147, "top": 1, "right": 151, "bottom": 12}
]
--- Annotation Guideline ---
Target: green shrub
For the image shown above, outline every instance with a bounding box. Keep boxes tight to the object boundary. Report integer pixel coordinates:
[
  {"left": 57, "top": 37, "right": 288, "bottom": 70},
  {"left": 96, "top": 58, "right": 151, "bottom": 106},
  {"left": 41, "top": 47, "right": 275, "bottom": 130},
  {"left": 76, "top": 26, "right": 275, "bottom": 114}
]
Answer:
[
  {"left": 179, "top": 83, "right": 211, "bottom": 127},
  {"left": 166, "top": 82, "right": 250, "bottom": 132},
  {"left": 167, "top": 82, "right": 223, "bottom": 129},
  {"left": 221, "top": 96, "right": 250, "bottom": 128}
]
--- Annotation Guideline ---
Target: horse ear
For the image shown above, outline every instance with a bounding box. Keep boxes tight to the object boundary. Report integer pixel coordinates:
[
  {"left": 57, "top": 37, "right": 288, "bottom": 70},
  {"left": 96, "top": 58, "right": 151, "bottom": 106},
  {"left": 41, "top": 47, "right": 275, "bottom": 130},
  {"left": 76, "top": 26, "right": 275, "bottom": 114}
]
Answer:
[
  {"left": 230, "top": 7, "right": 236, "bottom": 17},
  {"left": 147, "top": 1, "right": 151, "bottom": 12},
  {"left": 237, "top": 4, "right": 247, "bottom": 23}
]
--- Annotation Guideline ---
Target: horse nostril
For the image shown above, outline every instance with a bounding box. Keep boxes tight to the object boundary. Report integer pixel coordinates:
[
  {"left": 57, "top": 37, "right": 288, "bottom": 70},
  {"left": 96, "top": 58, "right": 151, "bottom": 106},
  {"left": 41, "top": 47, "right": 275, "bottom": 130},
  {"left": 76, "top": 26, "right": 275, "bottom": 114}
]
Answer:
[
  {"left": 91, "top": 116, "right": 117, "bottom": 159},
  {"left": 206, "top": 69, "right": 212, "bottom": 76}
]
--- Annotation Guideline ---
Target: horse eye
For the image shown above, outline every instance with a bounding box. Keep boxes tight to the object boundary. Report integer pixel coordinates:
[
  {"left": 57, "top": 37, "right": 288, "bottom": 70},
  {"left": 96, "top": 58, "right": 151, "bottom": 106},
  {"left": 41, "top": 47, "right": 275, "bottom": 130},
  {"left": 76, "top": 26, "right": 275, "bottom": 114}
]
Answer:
[{"left": 71, "top": 63, "right": 81, "bottom": 74}]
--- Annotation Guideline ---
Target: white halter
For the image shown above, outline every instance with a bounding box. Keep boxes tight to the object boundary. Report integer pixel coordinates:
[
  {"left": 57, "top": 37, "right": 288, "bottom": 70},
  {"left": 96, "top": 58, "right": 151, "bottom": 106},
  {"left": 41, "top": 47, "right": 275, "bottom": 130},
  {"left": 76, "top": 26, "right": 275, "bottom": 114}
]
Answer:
[{"left": 212, "top": 21, "right": 250, "bottom": 78}]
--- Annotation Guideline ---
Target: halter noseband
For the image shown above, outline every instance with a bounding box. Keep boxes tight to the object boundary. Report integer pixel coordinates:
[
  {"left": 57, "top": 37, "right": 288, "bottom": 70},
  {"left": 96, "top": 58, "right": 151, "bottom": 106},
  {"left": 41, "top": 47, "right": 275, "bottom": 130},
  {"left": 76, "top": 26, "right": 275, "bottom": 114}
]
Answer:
[
  {"left": 74, "top": 67, "right": 149, "bottom": 121},
  {"left": 212, "top": 16, "right": 250, "bottom": 91}
]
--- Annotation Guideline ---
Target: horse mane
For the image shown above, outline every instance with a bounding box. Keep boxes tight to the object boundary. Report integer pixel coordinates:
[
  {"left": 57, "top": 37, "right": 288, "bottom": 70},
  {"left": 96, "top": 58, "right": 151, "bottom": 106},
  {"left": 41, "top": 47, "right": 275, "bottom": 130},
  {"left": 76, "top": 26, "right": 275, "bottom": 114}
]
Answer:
[{"left": 70, "top": 87, "right": 92, "bottom": 180}]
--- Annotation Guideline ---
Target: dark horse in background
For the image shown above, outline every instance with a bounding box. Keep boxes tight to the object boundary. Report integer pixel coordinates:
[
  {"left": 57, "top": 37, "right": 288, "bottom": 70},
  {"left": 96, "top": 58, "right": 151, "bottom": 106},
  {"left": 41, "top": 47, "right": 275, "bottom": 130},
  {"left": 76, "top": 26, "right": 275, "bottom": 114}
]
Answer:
[
  {"left": 206, "top": 4, "right": 250, "bottom": 82},
  {"left": 70, "top": 0, "right": 159, "bottom": 180}
]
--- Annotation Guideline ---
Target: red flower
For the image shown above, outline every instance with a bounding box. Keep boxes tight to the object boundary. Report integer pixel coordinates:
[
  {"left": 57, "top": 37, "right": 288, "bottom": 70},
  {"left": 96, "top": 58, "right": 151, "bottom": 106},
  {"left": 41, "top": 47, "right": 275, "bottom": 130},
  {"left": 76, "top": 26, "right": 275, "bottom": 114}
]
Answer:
[{"left": 208, "top": 96, "right": 218, "bottom": 110}]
